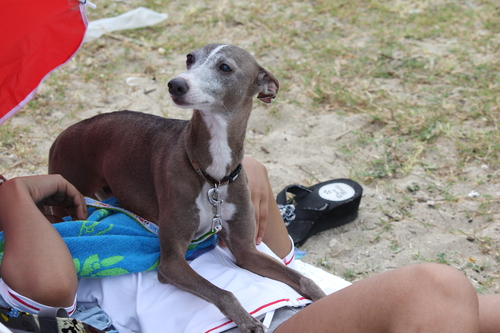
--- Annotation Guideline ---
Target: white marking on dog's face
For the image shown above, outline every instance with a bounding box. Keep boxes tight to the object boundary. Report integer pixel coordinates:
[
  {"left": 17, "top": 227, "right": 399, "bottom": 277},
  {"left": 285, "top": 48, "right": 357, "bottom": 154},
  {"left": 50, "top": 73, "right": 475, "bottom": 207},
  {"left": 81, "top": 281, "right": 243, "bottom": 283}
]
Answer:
[
  {"left": 194, "top": 183, "right": 236, "bottom": 239},
  {"left": 201, "top": 44, "right": 229, "bottom": 67},
  {"left": 169, "top": 44, "right": 243, "bottom": 112},
  {"left": 171, "top": 45, "right": 230, "bottom": 110}
]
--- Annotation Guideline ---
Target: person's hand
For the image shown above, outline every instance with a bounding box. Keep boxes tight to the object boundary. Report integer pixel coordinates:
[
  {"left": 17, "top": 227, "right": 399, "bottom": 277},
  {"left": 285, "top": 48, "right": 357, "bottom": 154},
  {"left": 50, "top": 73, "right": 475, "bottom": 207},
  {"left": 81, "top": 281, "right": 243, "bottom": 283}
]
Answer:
[
  {"left": 0, "top": 174, "right": 87, "bottom": 221},
  {"left": 0, "top": 175, "right": 83, "bottom": 304},
  {"left": 242, "top": 156, "right": 272, "bottom": 245}
]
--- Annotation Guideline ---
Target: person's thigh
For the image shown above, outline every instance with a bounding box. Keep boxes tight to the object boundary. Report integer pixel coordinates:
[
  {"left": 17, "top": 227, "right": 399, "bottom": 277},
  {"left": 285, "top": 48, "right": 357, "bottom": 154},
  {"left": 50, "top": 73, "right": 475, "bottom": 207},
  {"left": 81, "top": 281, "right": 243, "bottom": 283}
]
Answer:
[
  {"left": 478, "top": 294, "right": 500, "bottom": 333},
  {"left": 275, "top": 263, "right": 480, "bottom": 333}
]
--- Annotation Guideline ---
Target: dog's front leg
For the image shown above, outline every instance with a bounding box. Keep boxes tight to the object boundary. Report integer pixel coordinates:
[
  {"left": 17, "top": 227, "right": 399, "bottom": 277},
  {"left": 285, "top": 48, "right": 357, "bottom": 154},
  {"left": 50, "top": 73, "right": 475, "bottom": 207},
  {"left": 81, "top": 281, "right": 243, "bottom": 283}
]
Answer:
[
  {"left": 227, "top": 234, "right": 326, "bottom": 301},
  {"left": 224, "top": 194, "right": 326, "bottom": 302},
  {"left": 157, "top": 219, "right": 266, "bottom": 333}
]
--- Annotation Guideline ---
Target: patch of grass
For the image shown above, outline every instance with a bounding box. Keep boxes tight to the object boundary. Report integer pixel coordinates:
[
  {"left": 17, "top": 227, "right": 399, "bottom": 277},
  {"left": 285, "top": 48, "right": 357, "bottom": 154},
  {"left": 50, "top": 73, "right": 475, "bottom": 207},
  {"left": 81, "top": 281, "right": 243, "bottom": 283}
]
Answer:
[
  {"left": 373, "top": 218, "right": 393, "bottom": 241},
  {"left": 0, "top": 125, "right": 26, "bottom": 151},
  {"left": 365, "top": 157, "right": 397, "bottom": 180},
  {"left": 435, "top": 253, "right": 449, "bottom": 265},
  {"left": 465, "top": 261, "right": 489, "bottom": 273},
  {"left": 477, "top": 237, "right": 500, "bottom": 257},
  {"left": 317, "top": 256, "right": 331, "bottom": 270},
  {"left": 0, "top": 124, "right": 39, "bottom": 172},
  {"left": 476, "top": 276, "right": 499, "bottom": 294},
  {"left": 412, "top": 252, "right": 455, "bottom": 266},
  {"left": 390, "top": 240, "right": 402, "bottom": 253},
  {"left": 412, "top": 252, "right": 428, "bottom": 262},
  {"left": 402, "top": 3, "right": 475, "bottom": 39},
  {"left": 342, "top": 268, "right": 360, "bottom": 282},
  {"left": 455, "top": 129, "right": 500, "bottom": 169}
]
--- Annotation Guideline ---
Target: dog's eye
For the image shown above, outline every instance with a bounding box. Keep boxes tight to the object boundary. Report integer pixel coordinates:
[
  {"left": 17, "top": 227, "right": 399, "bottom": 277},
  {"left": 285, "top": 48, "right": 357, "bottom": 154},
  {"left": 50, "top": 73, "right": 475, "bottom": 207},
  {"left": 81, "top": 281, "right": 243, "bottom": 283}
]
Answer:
[
  {"left": 186, "top": 54, "right": 194, "bottom": 65},
  {"left": 219, "top": 64, "right": 232, "bottom": 72}
]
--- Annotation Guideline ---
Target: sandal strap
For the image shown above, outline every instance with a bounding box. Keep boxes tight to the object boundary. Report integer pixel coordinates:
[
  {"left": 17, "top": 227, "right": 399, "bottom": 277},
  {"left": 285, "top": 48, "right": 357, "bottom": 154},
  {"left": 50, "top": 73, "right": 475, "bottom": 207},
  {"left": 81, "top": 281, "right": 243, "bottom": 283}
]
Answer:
[
  {"left": 276, "top": 185, "right": 329, "bottom": 216},
  {"left": 276, "top": 184, "right": 311, "bottom": 204},
  {"left": 38, "top": 308, "right": 68, "bottom": 333}
]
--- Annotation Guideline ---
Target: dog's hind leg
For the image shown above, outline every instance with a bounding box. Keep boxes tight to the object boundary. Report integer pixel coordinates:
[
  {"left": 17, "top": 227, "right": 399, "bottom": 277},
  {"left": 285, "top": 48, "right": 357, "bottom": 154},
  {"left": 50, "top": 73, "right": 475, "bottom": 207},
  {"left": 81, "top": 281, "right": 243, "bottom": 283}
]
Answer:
[{"left": 49, "top": 130, "right": 107, "bottom": 198}]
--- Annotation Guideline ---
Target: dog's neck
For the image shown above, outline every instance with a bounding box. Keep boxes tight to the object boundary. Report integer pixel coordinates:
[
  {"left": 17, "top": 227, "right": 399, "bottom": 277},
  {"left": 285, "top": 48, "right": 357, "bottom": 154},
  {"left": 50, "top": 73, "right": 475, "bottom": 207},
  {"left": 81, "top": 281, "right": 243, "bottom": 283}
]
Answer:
[{"left": 185, "top": 106, "right": 250, "bottom": 182}]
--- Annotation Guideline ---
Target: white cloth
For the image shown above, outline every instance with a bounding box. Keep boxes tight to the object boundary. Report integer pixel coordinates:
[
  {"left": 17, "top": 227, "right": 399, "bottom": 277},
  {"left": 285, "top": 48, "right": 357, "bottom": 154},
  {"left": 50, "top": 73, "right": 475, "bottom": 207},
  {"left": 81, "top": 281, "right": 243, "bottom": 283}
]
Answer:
[
  {"left": 0, "top": 237, "right": 351, "bottom": 333},
  {"left": 76, "top": 242, "right": 350, "bottom": 333}
]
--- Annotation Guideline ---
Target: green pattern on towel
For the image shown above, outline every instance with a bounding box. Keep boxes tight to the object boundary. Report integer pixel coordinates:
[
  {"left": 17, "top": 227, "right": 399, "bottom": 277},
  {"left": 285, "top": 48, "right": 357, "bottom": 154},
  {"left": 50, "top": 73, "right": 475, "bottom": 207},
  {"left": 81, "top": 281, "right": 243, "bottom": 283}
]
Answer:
[{"left": 0, "top": 197, "right": 218, "bottom": 277}]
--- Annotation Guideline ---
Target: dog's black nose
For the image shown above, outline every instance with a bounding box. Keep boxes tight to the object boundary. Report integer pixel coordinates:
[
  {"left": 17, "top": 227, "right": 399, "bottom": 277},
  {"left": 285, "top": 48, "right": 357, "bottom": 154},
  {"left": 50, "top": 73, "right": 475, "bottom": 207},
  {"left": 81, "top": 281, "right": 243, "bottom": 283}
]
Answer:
[{"left": 168, "top": 78, "right": 189, "bottom": 96}]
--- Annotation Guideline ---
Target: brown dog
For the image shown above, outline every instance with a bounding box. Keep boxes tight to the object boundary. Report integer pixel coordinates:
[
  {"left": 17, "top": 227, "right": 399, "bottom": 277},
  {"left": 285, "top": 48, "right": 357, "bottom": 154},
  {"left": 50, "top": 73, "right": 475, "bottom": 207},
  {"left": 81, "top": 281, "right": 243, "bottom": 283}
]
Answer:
[{"left": 49, "top": 43, "right": 325, "bottom": 332}]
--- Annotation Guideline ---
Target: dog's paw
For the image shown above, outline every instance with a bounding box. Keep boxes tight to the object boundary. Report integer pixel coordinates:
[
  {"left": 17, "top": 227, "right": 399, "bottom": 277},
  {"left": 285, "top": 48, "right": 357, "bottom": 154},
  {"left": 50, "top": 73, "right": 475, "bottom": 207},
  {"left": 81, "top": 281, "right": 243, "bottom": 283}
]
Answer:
[
  {"left": 238, "top": 320, "right": 267, "bottom": 333},
  {"left": 300, "top": 276, "right": 327, "bottom": 301}
]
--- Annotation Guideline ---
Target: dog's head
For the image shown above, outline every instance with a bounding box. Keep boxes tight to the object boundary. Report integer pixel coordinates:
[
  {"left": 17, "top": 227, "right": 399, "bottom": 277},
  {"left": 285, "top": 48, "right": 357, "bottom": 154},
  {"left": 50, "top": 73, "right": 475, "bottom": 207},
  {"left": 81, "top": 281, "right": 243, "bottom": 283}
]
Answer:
[{"left": 168, "top": 43, "right": 279, "bottom": 115}]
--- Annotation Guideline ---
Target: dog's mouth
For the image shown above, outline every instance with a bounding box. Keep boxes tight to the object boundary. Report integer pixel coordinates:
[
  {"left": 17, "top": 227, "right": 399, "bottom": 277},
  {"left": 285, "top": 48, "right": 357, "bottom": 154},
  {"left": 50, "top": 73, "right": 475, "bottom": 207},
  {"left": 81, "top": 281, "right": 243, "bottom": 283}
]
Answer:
[
  {"left": 170, "top": 97, "right": 212, "bottom": 109},
  {"left": 170, "top": 96, "right": 190, "bottom": 107}
]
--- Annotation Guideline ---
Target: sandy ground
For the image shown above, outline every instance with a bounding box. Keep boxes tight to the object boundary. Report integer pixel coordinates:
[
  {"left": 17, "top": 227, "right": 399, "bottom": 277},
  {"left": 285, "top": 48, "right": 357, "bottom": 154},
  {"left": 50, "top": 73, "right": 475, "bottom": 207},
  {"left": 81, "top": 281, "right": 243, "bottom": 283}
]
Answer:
[
  {"left": 2, "top": 2, "right": 500, "bottom": 295},
  {"left": 249, "top": 98, "right": 500, "bottom": 292}
]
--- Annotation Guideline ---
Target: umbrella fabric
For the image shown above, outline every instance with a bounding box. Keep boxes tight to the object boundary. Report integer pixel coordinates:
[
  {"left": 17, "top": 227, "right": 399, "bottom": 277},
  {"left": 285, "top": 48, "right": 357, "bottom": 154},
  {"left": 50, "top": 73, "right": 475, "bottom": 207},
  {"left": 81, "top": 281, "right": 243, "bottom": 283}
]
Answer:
[{"left": 0, "top": 0, "right": 87, "bottom": 125}]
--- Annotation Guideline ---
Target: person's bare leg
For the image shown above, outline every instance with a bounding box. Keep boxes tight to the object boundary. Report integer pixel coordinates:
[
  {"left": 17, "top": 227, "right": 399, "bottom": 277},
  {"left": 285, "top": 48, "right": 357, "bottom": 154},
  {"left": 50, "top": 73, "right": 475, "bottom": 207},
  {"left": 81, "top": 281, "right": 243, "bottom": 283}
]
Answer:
[
  {"left": 243, "top": 156, "right": 291, "bottom": 259},
  {"left": 261, "top": 184, "right": 291, "bottom": 259},
  {"left": 275, "top": 263, "right": 480, "bottom": 333},
  {"left": 479, "top": 294, "right": 500, "bottom": 333}
]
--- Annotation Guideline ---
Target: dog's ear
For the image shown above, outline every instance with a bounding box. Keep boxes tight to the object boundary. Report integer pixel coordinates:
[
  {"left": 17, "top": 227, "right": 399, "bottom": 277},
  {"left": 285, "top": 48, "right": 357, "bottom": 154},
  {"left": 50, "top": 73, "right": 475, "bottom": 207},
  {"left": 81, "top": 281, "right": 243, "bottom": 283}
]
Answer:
[{"left": 256, "top": 68, "right": 279, "bottom": 104}]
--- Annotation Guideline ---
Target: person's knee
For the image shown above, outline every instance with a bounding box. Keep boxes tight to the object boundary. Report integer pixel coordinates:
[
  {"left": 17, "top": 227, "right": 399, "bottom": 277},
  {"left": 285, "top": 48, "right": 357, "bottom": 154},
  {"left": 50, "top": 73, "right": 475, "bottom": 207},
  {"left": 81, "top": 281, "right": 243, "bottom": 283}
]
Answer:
[
  {"left": 413, "top": 263, "right": 467, "bottom": 284},
  {"left": 388, "top": 263, "right": 480, "bottom": 331},
  {"left": 406, "top": 263, "right": 477, "bottom": 302},
  {"left": 28, "top": 274, "right": 77, "bottom": 308}
]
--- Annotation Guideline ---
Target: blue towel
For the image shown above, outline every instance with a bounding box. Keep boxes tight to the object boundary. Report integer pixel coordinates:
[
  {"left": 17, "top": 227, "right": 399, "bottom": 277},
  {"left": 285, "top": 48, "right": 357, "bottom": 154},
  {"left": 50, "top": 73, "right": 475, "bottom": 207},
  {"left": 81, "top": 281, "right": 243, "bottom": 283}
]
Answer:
[{"left": 0, "top": 197, "right": 218, "bottom": 278}]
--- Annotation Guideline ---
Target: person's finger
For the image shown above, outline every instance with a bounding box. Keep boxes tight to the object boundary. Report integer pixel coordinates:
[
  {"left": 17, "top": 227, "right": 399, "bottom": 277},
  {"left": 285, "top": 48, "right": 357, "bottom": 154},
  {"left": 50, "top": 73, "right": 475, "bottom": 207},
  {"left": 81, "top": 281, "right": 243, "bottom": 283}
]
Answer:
[
  {"left": 51, "top": 177, "right": 87, "bottom": 220},
  {"left": 28, "top": 175, "right": 87, "bottom": 220},
  {"left": 253, "top": 195, "right": 262, "bottom": 244},
  {"left": 255, "top": 177, "right": 270, "bottom": 244},
  {"left": 255, "top": 199, "right": 268, "bottom": 245},
  {"left": 218, "top": 238, "right": 228, "bottom": 248}
]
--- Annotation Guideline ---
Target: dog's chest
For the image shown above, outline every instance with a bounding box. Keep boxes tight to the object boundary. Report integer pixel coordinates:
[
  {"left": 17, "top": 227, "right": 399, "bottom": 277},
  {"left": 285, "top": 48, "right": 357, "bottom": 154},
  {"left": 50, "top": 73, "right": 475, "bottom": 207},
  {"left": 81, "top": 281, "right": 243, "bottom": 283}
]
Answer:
[{"left": 194, "top": 183, "right": 235, "bottom": 239}]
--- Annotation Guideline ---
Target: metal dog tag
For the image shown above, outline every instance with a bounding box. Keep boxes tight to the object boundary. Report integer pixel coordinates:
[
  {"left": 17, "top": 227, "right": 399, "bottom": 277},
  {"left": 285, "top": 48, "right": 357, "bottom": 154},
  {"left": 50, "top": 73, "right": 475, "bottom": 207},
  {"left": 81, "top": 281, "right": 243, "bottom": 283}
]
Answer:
[{"left": 207, "top": 187, "right": 223, "bottom": 232}]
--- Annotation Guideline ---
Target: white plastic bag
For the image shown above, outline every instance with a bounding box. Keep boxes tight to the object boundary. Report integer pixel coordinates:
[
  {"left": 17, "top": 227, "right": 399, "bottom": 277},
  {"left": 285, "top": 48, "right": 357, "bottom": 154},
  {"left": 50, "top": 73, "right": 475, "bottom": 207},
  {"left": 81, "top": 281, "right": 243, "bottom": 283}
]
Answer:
[{"left": 84, "top": 7, "right": 168, "bottom": 43}]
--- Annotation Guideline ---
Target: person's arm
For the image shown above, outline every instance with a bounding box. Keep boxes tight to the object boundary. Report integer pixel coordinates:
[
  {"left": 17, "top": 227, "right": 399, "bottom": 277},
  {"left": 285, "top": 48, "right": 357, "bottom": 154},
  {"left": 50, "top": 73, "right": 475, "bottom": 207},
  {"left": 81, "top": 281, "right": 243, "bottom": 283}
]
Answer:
[
  {"left": 0, "top": 174, "right": 87, "bottom": 307},
  {"left": 242, "top": 157, "right": 291, "bottom": 258}
]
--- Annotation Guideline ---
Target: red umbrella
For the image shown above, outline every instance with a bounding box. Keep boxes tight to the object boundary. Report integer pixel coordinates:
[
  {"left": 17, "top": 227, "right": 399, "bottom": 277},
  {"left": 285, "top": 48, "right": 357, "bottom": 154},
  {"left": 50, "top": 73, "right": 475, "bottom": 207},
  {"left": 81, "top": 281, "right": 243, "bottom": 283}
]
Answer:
[{"left": 0, "top": 0, "right": 89, "bottom": 125}]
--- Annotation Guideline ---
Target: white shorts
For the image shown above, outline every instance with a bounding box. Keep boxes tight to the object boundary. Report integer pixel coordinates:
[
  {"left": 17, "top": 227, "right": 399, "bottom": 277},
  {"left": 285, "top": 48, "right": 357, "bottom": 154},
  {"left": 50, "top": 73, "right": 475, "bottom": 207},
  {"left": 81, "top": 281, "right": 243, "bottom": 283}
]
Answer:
[
  {"left": 223, "top": 306, "right": 302, "bottom": 333},
  {"left": 0, "top": 235, "right": 351, "bottom": 333},
  {"left": 0, "top": 279, "right": 76, "bottom": 315}
]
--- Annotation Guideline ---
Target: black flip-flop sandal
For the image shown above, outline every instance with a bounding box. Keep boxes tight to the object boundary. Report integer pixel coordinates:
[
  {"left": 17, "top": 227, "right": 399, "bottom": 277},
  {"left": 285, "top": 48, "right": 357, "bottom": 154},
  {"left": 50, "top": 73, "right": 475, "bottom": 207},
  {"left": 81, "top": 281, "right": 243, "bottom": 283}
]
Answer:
[{"left": 276, "top": 179, "right": 363, "bottom": 246}]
